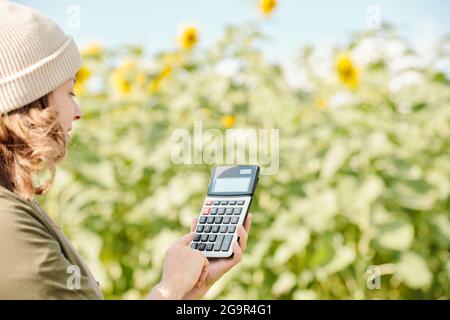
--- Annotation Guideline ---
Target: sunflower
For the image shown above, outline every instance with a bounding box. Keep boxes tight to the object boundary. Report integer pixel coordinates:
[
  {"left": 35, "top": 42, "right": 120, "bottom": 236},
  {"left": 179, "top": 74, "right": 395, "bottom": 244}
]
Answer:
[
  {"left": 110, "top": 71, "right": 132, "bottom": 96},
  {"left": 259, "top": 0, "right": 277, "bottom": 16},
  {"left": 149, "top": 66, "right": 172, "bottom": 94},
  {"left": 221, "top": 115, "right": 236, "bottom": 128},
  {"left": 336, "top": 54, "right": 359, "bottom": 89},
  {"left": 109, "top": 59, "right": 139, "bottom": 96},
  {"left": 177, "top": 25, "right": 199, "bottom": 50},
  {"left": 74, "top": 65, "right": 91, "bottom": 96},
  {"left": 80, "top": 42, "right": 103, "bottom": 58}
]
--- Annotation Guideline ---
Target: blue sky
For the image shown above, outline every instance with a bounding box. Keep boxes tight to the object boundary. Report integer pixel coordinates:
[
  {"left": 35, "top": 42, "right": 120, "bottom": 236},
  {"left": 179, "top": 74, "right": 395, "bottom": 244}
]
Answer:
[{"left": 18, "top": 0, "right": 450, "bottom": 62}]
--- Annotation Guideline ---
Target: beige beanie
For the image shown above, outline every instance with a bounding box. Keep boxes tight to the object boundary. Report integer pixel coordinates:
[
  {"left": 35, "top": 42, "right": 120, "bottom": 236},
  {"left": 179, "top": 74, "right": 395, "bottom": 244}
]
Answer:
[{"left": 0, "top": 1, "right": 81, "bottom": 114}]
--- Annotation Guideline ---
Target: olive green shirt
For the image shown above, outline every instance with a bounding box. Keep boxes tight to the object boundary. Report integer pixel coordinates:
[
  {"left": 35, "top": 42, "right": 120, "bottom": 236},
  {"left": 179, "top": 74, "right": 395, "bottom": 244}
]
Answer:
[{"left": 0, "top": 184, "right": 103, "bottom": 299}]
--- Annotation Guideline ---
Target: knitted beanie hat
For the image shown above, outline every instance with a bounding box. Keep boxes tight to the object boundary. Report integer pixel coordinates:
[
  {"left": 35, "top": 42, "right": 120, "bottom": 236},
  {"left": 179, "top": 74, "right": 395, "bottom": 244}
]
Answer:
[{"left": 0, "top": 1, "right": 81, "bottom": 114}]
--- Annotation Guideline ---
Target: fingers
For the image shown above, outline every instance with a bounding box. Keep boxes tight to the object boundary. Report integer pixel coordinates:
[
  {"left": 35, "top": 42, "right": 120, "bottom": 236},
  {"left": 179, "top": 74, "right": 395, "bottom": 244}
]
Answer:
[
  {"left": 236, "top": 213, "right": 252, "bottom": 251},
  {"left": 231, "top": 240, "right": 242, "bottom": 263},
  {"left": 177, "top": 232, "right": 195, "bottom": 245},
  {"left": 195, "top": 256, "right": 209, "bottom": 287},
  {"left": 196, "top": 258, "right": 209, "bottom": 287},
  {"left": 203, "top": 255, "right": 209, "bottom": 268},
  {"left": 237, "top": 224, "right": 248, "bottom": 251},
  {"left": 191, "top": 217, "right": 199, "bottom": 233},
  {"left": 243, "top": 213, "right": 253, "bottom": 233}
]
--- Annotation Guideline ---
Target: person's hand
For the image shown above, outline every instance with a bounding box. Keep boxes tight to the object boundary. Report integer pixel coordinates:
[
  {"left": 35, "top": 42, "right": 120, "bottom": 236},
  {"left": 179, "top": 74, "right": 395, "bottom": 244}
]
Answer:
[
  {"left": 182, "top": 213, "right": 253, "bottom": 300},
  {"left": 148, "top": 233, "right": 209, "bottom": 299}
]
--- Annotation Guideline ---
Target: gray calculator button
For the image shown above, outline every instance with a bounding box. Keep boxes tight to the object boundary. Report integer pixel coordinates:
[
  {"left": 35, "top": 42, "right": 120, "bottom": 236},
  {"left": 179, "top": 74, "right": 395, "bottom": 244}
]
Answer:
[
  {"left": 206, "top": 243, "right": 214, "bottom": 251},
  {"left": 221, "top": 200, "right": 228, "bottom": 205},
  {"left": 201, "top": 234, "right": 209, "bottom": 242},
  {"left": 214, "top": 235, "right": 224, "bottom": 251},
  {"left": 208, "top": 234, "right": 216, "bottom": 242},
  {"left": 198, "top": 243, "right": 206, "bottom": 251},
  {"left": 194, "top": 234, "right": 201, "bottom": 241},
  {"left": 191, "top": 242, "right": 198, "bottom": 249},
  {"left": 213, "top": 200, "right": 221, "bottom": 205},
  {"left": 227, "top": 226, "right": 236, "bottom": 233},
  {"left": 219, "top": 226, "right": 228, "bottom": 233},
  {"left": 218, "top": 208, "right": 225, "bottom": 215},
  {"left": 215, "top": 217, "right": 223, "bottom": 224},
  {"left": 221, "top": 235, "right": 233, "bottom": 251},
  {"left": 231, "top": 217, "right": 239, "bottom": 224},
  {"left": 223, "top": 217, "right": 230, "bottom": 224},
  {"left": 210, "top": 207, "right": 218, "bottom": 215},
  {"left": 233, "top": 207, "right": 242, "bottom": 215},
  {"left": 207, "top": 217, "right": 215, "bottom": 224},
  {"left": 237, "top": 200, "right": 245, "bottom": 205},
  {"left": 196, "top": 225, "right": 204, "bottom": 232},
  {"left": 211, "top": 225, "right": 220, "bottom": 233},
  {"left": 199, "top": 216, "right": 207, "bottom": 223},
  {"left": 226, "top": 208, "right": 233, "bottom": 215},
  {"left": 229, "top": 200, "right": 236, "bottom": 205},
  {"left": 204, "top": 225, "right": 212, "bottom": 233}
]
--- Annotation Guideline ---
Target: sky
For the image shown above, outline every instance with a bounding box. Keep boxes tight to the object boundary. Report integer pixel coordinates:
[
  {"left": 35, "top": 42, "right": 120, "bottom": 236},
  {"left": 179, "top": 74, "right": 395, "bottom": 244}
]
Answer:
[{"left": 17, "top": 0, "right": 450, "bottom": 62}]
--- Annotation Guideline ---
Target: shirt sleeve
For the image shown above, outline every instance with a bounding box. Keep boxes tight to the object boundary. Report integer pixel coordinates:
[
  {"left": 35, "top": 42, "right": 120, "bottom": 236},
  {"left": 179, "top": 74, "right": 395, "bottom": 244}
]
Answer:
[{"left": 0, "top": 198, "right": 100, "bottom": 299}]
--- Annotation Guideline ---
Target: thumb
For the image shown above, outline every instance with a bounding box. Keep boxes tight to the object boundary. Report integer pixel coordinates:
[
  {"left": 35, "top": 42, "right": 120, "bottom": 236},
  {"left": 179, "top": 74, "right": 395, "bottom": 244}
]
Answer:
[
  {"left": 177, "top": 232, "right": 195, "bottom": 246},
  {"left": 191, "top": 217, "right": 199, "bottom": 233}
]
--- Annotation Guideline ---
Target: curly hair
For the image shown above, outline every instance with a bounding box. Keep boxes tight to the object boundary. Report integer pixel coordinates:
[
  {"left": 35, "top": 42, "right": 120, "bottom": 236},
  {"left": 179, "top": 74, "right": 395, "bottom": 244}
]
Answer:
[{"left": 0, "top": 96, "right": 68, "bottom": 200}]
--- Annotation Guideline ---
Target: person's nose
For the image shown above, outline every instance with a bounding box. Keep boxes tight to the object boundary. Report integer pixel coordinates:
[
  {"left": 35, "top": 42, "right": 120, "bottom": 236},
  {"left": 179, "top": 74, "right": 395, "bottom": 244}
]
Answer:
[{"left": 73, "top": 102, "right": 82, "bottom": 121}]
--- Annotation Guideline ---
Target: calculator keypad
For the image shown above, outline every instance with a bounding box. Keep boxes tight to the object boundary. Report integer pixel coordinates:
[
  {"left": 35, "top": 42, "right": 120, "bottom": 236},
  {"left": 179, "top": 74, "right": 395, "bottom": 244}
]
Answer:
[{"left": 191, "top": 197, "right": 250, "bottom": 257}]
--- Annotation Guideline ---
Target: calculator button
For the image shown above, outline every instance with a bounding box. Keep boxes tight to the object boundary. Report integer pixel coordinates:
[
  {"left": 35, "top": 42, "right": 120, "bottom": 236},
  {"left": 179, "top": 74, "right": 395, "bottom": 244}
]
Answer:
[
  {"left": 223, "top": 217, "right": 230, "bottom": 224},
  {"left": 211, "top": 225, "right": 220, "bottom": 233},
  {"left": 194, "top": 234, "right": 201, "bottom": 241},
  {"left": 213, "top": 200, "right": 221, "bottom": 205},
  {"left": 210, "top": 207, "right": 218, "bottom": 215},
  {"left": 237, "top": 200, "right": 245, "bottom": 205},
  {"left": 204, "top": 225, "right": 212, "bottom": 233},
  {"left": 201, "top": 234, "right": 209, "bottom": 242},
  {"left": 214, "top": 235, "right": 224, "bottom": 251},
  {"left": 233, "top": 207, "right": 242, "bottom": 215},
  {"left": 205, "top": 200, "right": 213, "bottom": 206},
  {"left": 207, "top": 217, "right": 215, "bottom": 224},
  {"left": 191, "top": 242, "right": 198, "bottom": 249},
  {"left": 202, "top": 207, "right": 211, "bottom": 215},
  {"left": 231, "top": 217, "right": 239, "bottom": 224},
  {"left": 218, "top": 208, "right": 225, "bottom": 215},
  {"left": 219, "top": 226, "right": 228, "bottom": 233},
  {"left": 228, "top": 226, "right": 236, "bottom": 233},
  {"left": 208, "top": 234, "right": 217, "bottom": 242},
  {"left": 229, "top": 200, "right": 236, "bottom": 205},
  {"left": 198, "top": 243, "right": 206, "bottom": 251},
  {"left": 214, "top": 217, "right": 223, "bottom": 224},
  {"left": 226, "top": 208, "right": 233, "bottom": 215},
  {"left": 206, "top": 243, "right": 214, "bottom": 251},
  {"left": 196, "top": 225, "right": 204, "bottom": 232},
  {"left": 221, "top": 200, "right": 228, "bottom": 205},
  {"left": 199, "top": 216, "right": 207, "bottom": 224},
  {"left": 221, "top": 235, "right": 233, "bottom": 251}
]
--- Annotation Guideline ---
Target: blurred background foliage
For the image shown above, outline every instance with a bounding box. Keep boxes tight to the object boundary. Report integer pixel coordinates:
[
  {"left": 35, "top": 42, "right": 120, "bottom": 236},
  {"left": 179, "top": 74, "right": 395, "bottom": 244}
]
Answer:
[{"left": 37, "top": 1, "right": 449, "bottom": 299}]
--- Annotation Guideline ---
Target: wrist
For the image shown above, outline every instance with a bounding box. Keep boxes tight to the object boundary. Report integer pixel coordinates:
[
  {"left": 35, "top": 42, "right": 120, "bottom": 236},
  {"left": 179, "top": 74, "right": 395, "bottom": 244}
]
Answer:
[
  {"left": 151, "top": 278, "right": 184, "bottom": 300},
  {"left": 182, "top": 278, "right": 216, "bottom": 300}
]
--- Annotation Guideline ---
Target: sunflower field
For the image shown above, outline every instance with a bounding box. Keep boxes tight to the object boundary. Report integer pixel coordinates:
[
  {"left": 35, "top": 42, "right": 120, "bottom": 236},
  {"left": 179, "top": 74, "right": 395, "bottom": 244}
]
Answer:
[{"left": 38, "top": 2, "right": 449, "bottom": 300}]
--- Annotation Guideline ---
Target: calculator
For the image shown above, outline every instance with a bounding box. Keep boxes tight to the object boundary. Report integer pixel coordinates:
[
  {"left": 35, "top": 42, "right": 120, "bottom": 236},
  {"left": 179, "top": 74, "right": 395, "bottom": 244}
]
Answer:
[{"left": 190, "top": 165, "right": 260, "bottom": 258}]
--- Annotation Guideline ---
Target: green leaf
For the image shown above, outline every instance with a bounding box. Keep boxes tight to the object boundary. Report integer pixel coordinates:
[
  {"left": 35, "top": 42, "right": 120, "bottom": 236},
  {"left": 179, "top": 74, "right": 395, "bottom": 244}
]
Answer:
[
  {"left": 375, "top": 221, "right": 414, "bottom": 251},
  {"left": 320, "top": 143, "right": 348, "bottom": 180},
  {"left": 396, "top": 252, "right": 433, "bottom": 290}
]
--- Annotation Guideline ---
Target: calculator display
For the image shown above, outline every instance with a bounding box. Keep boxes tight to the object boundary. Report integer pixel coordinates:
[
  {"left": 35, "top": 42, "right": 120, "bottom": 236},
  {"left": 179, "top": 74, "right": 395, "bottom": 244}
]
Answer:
[
  {"left": 212, "top": 177, "right": 251, "bottom": 193},
  {"left": 207, "top": 165, "right": 259, "bottom": 196}
]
